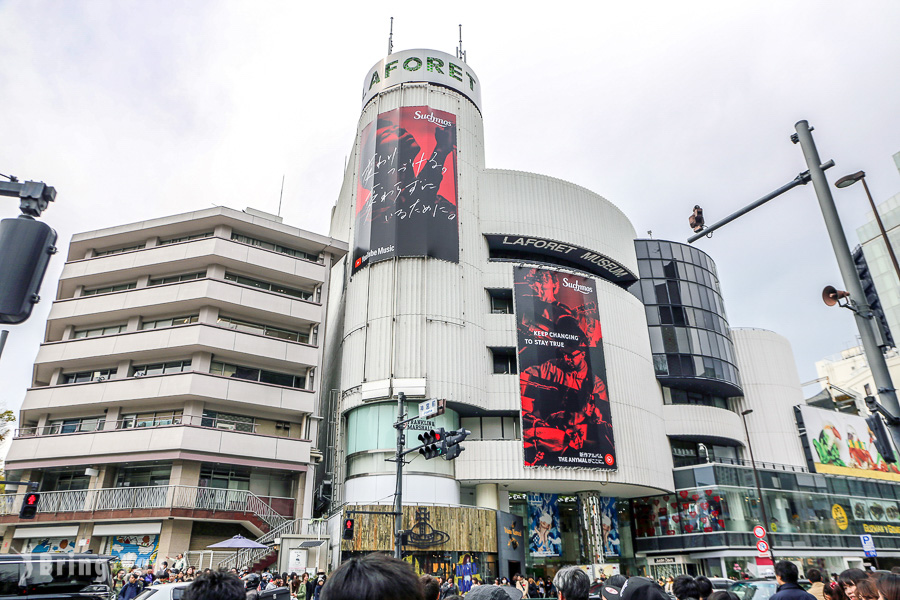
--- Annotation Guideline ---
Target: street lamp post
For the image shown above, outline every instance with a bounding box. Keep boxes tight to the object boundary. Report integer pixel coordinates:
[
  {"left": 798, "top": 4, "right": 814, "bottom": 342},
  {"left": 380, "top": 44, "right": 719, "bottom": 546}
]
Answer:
[
  {"left": 741, "top": 408, "right": 776, "bottom": 563},
  {"left": 835, "top": 170, "right": 900, "bottom": 287}
]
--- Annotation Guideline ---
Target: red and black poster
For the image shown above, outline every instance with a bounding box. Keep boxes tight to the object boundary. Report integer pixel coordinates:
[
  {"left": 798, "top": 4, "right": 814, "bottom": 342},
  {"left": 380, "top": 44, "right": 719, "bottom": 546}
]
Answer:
[
  {"left": 351, "top": 106, "right": 459, "bottom": 273},
  {"left": 515, "top": 266, "right": 617, "bottom": 469}
]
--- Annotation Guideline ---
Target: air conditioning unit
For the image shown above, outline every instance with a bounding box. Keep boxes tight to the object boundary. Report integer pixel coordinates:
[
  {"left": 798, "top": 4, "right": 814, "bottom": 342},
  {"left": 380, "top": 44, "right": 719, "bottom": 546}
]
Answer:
[{"left": 134, "top": 371, "right": 146, "bottom": 377}]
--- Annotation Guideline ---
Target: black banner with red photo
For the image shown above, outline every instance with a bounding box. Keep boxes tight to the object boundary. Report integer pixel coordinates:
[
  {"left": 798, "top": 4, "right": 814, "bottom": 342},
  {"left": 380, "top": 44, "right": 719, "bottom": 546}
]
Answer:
[
  {"left": 351, "top": 106, "right": 459, "bottom": 273},
  {"left": 515, "top": 266, "right": 616, "bottom": 469}
]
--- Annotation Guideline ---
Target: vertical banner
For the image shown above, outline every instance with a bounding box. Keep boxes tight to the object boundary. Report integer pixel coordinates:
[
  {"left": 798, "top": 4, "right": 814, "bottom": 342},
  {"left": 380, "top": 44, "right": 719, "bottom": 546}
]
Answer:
[
  {"left": 528, "top": 493, "right": 562, "bottom": 557},
  {"left": 515, "top": 266, "right": 616, "bottom": 469},
  {"left": 352, "top": 106, "right": 459, "bottom": 273},
  {"left": 496, "top": 510, "right": 526, "bottom": 580}
]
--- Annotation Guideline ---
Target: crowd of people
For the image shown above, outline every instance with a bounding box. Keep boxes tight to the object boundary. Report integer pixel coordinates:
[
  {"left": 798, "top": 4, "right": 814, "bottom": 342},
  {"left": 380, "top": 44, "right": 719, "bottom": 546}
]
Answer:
[{"left": 122, "top": 555, "right": 900, "bottom": 600}]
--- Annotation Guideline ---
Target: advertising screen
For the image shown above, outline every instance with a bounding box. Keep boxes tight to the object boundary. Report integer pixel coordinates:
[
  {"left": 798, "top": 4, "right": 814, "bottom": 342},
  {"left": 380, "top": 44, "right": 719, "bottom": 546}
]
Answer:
[
  {"left": 797, "top": 404, "right": 900, "bottom": 482},
  {"left": 515, "top": 266, "right": 616, "bottom": 469},
  {"left": 352, "top": 105, "right": 459, "bottom": 273}
]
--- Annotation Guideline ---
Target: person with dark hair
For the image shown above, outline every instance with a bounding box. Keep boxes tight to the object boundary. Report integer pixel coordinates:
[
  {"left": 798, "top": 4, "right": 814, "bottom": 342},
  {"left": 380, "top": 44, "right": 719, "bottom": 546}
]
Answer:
[
  {"left": 672, "top": 575, "right": 699, "bottom": 600},
  {"left": 772, "top": 561, "right": 816, "bottom": 600},
  {"left": 553, "top": 566, "right": 591, "bottom": 600},
  {"left": 421, "top": 575, "right": 440, "bottom": 600},
  {"left": 808, "top": 569, "right": 826, "bottom": 600},
  {"left": 441, "top": 575, "right": 460, "bottom": 599},
  {"left": 118, "top": 574, "right": 142, "bottom": 600},
  {"left": 608, "top": 576, "right": 627, "bottom": 589},
  {"left": 695, "top": 576, "right": 713, "bottom": 600},
  {"left": 620, "top": 578, "right": 669, "bottom": 600},
  {"left": 856, "top": 580, "right": 879, "bottom": 600},
  {"left": 878, "top": 573, "right": 900, "bottom": 600},
  {"left": 840, "top": 569, "right": 870, "bottom": 600},
  {"left": 320, "top": 553, "right": 423, "bottom": 600},
  {"left": 183, "top": 571, "right": 246, "bottom": 600},
  {"left": 707, "top": 592, "right": 740, "bottom": 600}
]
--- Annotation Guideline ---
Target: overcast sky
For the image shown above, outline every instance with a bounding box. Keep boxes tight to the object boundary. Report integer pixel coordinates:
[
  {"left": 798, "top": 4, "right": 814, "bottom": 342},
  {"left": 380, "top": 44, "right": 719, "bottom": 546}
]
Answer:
[{"left": 1, "top": 1, "right": 899, "bottom": 437}]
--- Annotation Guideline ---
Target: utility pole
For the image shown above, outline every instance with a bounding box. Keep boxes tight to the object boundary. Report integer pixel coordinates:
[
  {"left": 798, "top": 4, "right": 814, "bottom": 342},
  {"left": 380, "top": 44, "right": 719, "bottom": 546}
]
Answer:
[{"left": 393, "top": 391, "right": 406, "bottom": 559}]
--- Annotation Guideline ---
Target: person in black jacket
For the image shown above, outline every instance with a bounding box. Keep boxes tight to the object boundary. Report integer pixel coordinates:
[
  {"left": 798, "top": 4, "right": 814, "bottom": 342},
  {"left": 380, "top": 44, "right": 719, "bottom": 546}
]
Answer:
[{"left": 771, "top": 561, "right": 817, "bottom": 600}]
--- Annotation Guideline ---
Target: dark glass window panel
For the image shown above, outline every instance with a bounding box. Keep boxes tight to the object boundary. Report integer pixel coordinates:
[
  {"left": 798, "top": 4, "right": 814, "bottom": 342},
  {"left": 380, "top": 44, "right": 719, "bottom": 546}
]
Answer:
[
  {"left": 641, "top": 280, "right": 655, "bottom": 301},
  {"left": 676, "top": 328, "right": 690, "bottom": 352},
  {"left": 663, "top": 260, "right": 677, "bottom": 279},
  {"left": 681, "top": 355, "right": 696, "bottom": 376},
  {"left": 647, "top": 240, "right": 661, "bottom": 257},
  {"left": 635, "top": 242, "right": 649, "bottom": 259},
  {"left": 646, "top": 307, "right": 660, "bottom": 326},
  {"left": 667, "top": 281, "right": 681, "bottom": 304},
  {"left": 685, "top": 308, "right": 697, "bottom": 327},
  {"left": 662, "top": 327, "right": 678, "bottom": 353},
  {"left": 260, "top": 370, "right": 294, "bottom": 387},
  {"left": 703, "top": 357, "right": 716, "bottom": 378},
  {"left": 653, "top": 354, "right": 669, "bottom": 376},
  {"left": 233, "top": 366, "right": 261, "bottom": 381},
  {"left": 660, "top": 243, "right": 673, "bottom": 260},
  {"left": 638, "top": 261, "right": 652, "bottom": 278},
  {"left": 651, "top": 261, "right": 665, "bottom": 278},
  {"left": 666, "top": 354, "right": 682, "bottom": 376},
  {"left": 0, "top": 564, "right": 19, "bottom": 595},
  {"left": 671, "top": 244, "right": 684, "bottom": 261},
  {"left": 714, "top": 360, "right": 725, "bottom": 379},
  {"left": 655, "top": 283, "right": 669, "bottom": 304},
  {"left": 672, "top": 307, "right": 686, "bottom": 326},
  {"left": 659, "top": 306, "right": 673, "bottom": 325}
]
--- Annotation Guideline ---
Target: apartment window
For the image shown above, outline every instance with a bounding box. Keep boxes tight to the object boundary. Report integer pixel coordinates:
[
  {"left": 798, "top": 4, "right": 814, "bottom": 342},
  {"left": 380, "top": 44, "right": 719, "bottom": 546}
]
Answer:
[
  {"left": 231, "top": 233, "right": 324, "bottom": 263},
  {"left": 140, "top": 314, "right": 199, "bottom": 330},
  {"left": 148, "top": 271, "right": 206, "bottom": 286},
  {"left": 116, "top": 464, "right": 172, "bottom": 487},
  {"left": 488, "top": 289, "right": 514, "bottom": 314},
  {"left": 81, "top": 282, "right": 136, "bottom": 296},
  {"left": 460, "top": 416, "right": 520, "bottom": 440},
  {"left": 120, "top": 410, "right": 183, "bottom": 429},
  {"left": 210, "top": 361, "right": 307, "bottom": 389},
  {"left": 200, "top": 409, "right": 255, "bottom": 433},
  {"left": 61, "top": 368, "right": 116, "bottom": 384},
  {"left": 158, "top": 231, "right": 213, "bottom": 245},
  {"left": 40, "top": 469, "right": 91, "bottom": 492},
  {"left": 132, "top": 360, "right": 192, "bottom": 377},
  {"left": 45, "top": 416, "right": 105, "bottom": 435},
  {"left": 199, "top": 464, "right": 250, "bottom": 491},
  {"left": 93, "top": 244, "right": 145, "bottom": 257},
  {"left": 224, "top": 273, "right": 313, "bottom": 301},
  {"left": 216, "top": 316, "right": 311, "bottom": 343},
  {"left": 491, "top": 348, "right": 518, "bottom": 374},
  {"left": 72, "top": 324, "right": 127, "bottom": 338}
]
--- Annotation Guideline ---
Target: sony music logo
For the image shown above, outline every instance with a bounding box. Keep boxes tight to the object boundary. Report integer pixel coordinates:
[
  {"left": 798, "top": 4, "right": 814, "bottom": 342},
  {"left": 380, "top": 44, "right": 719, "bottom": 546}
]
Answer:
[
  {"left": 413, "top": 110, "right": 453, "bottom": 127},
  {"left": 562, "top": 278, "right": 593, "bottom": 294}
]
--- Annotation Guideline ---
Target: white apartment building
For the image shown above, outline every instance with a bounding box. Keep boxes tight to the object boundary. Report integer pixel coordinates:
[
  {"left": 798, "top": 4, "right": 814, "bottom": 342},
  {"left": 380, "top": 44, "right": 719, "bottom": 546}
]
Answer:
[{"left": 1, "top": 206, "right": 347, "bottom": 570}]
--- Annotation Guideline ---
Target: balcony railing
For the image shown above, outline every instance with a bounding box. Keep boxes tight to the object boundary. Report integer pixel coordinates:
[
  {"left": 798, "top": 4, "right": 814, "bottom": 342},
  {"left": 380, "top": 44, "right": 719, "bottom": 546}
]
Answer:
[
  {"left": 14, "top": 415, "right": 277, "bottom": 438},
  {"left": 0, "top": 485, "right": 292, "bottom": 529},
  {"left": 672, "top": 455, "right": 810, "bottom": 473}
]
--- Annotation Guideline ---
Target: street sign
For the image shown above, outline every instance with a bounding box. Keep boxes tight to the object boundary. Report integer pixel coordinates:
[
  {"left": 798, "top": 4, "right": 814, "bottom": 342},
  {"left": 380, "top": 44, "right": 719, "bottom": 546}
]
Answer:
[
  {"left": 756, "top": 540, "right": 769, "bottom": 554},
  {"left": 418, "top": 398, "right": 445, "bottom": 419},
  {"left": 753, "top": 526, "right": 766, "bottom": 539},
  {"left": 861, "top": 534, "right": 877, "bottom": 557}
]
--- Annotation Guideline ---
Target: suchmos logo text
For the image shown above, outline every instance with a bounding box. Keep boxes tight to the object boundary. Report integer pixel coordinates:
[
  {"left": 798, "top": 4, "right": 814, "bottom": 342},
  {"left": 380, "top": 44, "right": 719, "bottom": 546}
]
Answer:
[
  {"left": 562, "top": 277, "right": 593, "bottom": 295},
  {"left": 413, "top": 110, "right": 452, "bottom": 127}
]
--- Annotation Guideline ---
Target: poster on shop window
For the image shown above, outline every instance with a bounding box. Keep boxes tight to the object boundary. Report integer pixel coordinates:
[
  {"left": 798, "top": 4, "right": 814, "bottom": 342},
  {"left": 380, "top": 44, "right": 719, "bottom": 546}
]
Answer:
[
  {"left": 351, "top": 106, "right": 459, "bottom": 273},
  {"left": 514, "top": 266, "right": 616, "bottom": 469},
  {"left": 528, "top": 493, "right": 562, "bottom": 557}
]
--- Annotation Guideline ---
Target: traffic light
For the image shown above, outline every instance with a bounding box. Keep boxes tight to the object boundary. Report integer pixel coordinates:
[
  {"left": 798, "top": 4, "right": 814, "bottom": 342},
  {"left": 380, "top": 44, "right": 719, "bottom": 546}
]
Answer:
[
  {"left": 418, "top": 428, "right": 447, "bottom": 459},
  {"left": 866, "top": 409, "right": 897, "bottom": 463},
  {"left": 0, "top": 216, "right": 57, "bottom": 324},
  {"left": 19, "top": 492, "right": 40, "bottom": 519},
  {"left": 342, "top": 518, "right": 355, "bottom": 540},
  {"left": 443, "top": 428, "right": 471, "bottom": 461}
]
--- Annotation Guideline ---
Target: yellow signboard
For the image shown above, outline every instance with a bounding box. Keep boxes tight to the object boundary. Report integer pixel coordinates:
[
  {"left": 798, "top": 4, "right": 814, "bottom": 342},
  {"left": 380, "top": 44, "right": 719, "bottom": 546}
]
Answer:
[{"left": 832, "top": 504, "right": 848, "bottom": 531}]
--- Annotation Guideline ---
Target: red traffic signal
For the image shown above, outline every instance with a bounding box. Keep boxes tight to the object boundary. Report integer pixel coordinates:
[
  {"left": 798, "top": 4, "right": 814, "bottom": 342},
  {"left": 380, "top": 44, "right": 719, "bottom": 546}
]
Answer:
[
  {"left": 342, "top": 518, "right": 355, "bottom": 540},
  {"left": 19, "top": 492, "right": 40, "bottom": 519}
]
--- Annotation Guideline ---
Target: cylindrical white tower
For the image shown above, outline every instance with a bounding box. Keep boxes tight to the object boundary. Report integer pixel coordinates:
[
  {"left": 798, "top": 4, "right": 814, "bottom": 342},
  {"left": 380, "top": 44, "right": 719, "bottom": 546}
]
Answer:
[{"left": 326, "top": 49, "right": 673, "bottom": 510}]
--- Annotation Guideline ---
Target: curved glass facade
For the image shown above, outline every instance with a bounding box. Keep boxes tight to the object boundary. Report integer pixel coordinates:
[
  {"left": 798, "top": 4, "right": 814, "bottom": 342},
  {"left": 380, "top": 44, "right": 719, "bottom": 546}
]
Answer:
[{"left": 630, "top": 239, "right": 741, "bottom": 397}]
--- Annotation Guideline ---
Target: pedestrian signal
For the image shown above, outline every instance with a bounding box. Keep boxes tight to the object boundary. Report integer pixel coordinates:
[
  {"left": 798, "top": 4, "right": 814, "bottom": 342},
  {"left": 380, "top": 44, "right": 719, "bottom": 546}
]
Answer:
[
  {"left": 342, "top": 518, "right": 355, "bottom": 540},
  {"left": 443, "top": 428, "right": 471, "bottom": 461},
  {"left": 19, "top": 492, "right": 40, "bottom": 519}
]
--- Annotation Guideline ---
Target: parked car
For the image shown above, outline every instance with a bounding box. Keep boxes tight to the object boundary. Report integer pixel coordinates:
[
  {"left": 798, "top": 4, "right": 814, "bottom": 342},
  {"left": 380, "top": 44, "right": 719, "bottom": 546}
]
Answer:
[
  {"left": 134, "top": 582, "right": 192, "bottom": 600},
  {"left": 730, "top": 578, "right": 811, "bottom": 600},
  {"left": 0, "top": 553, "right": 114, "bottom": 599},
  {"left": 708, "top": 578, "right": 733, "bottom": 591}
]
